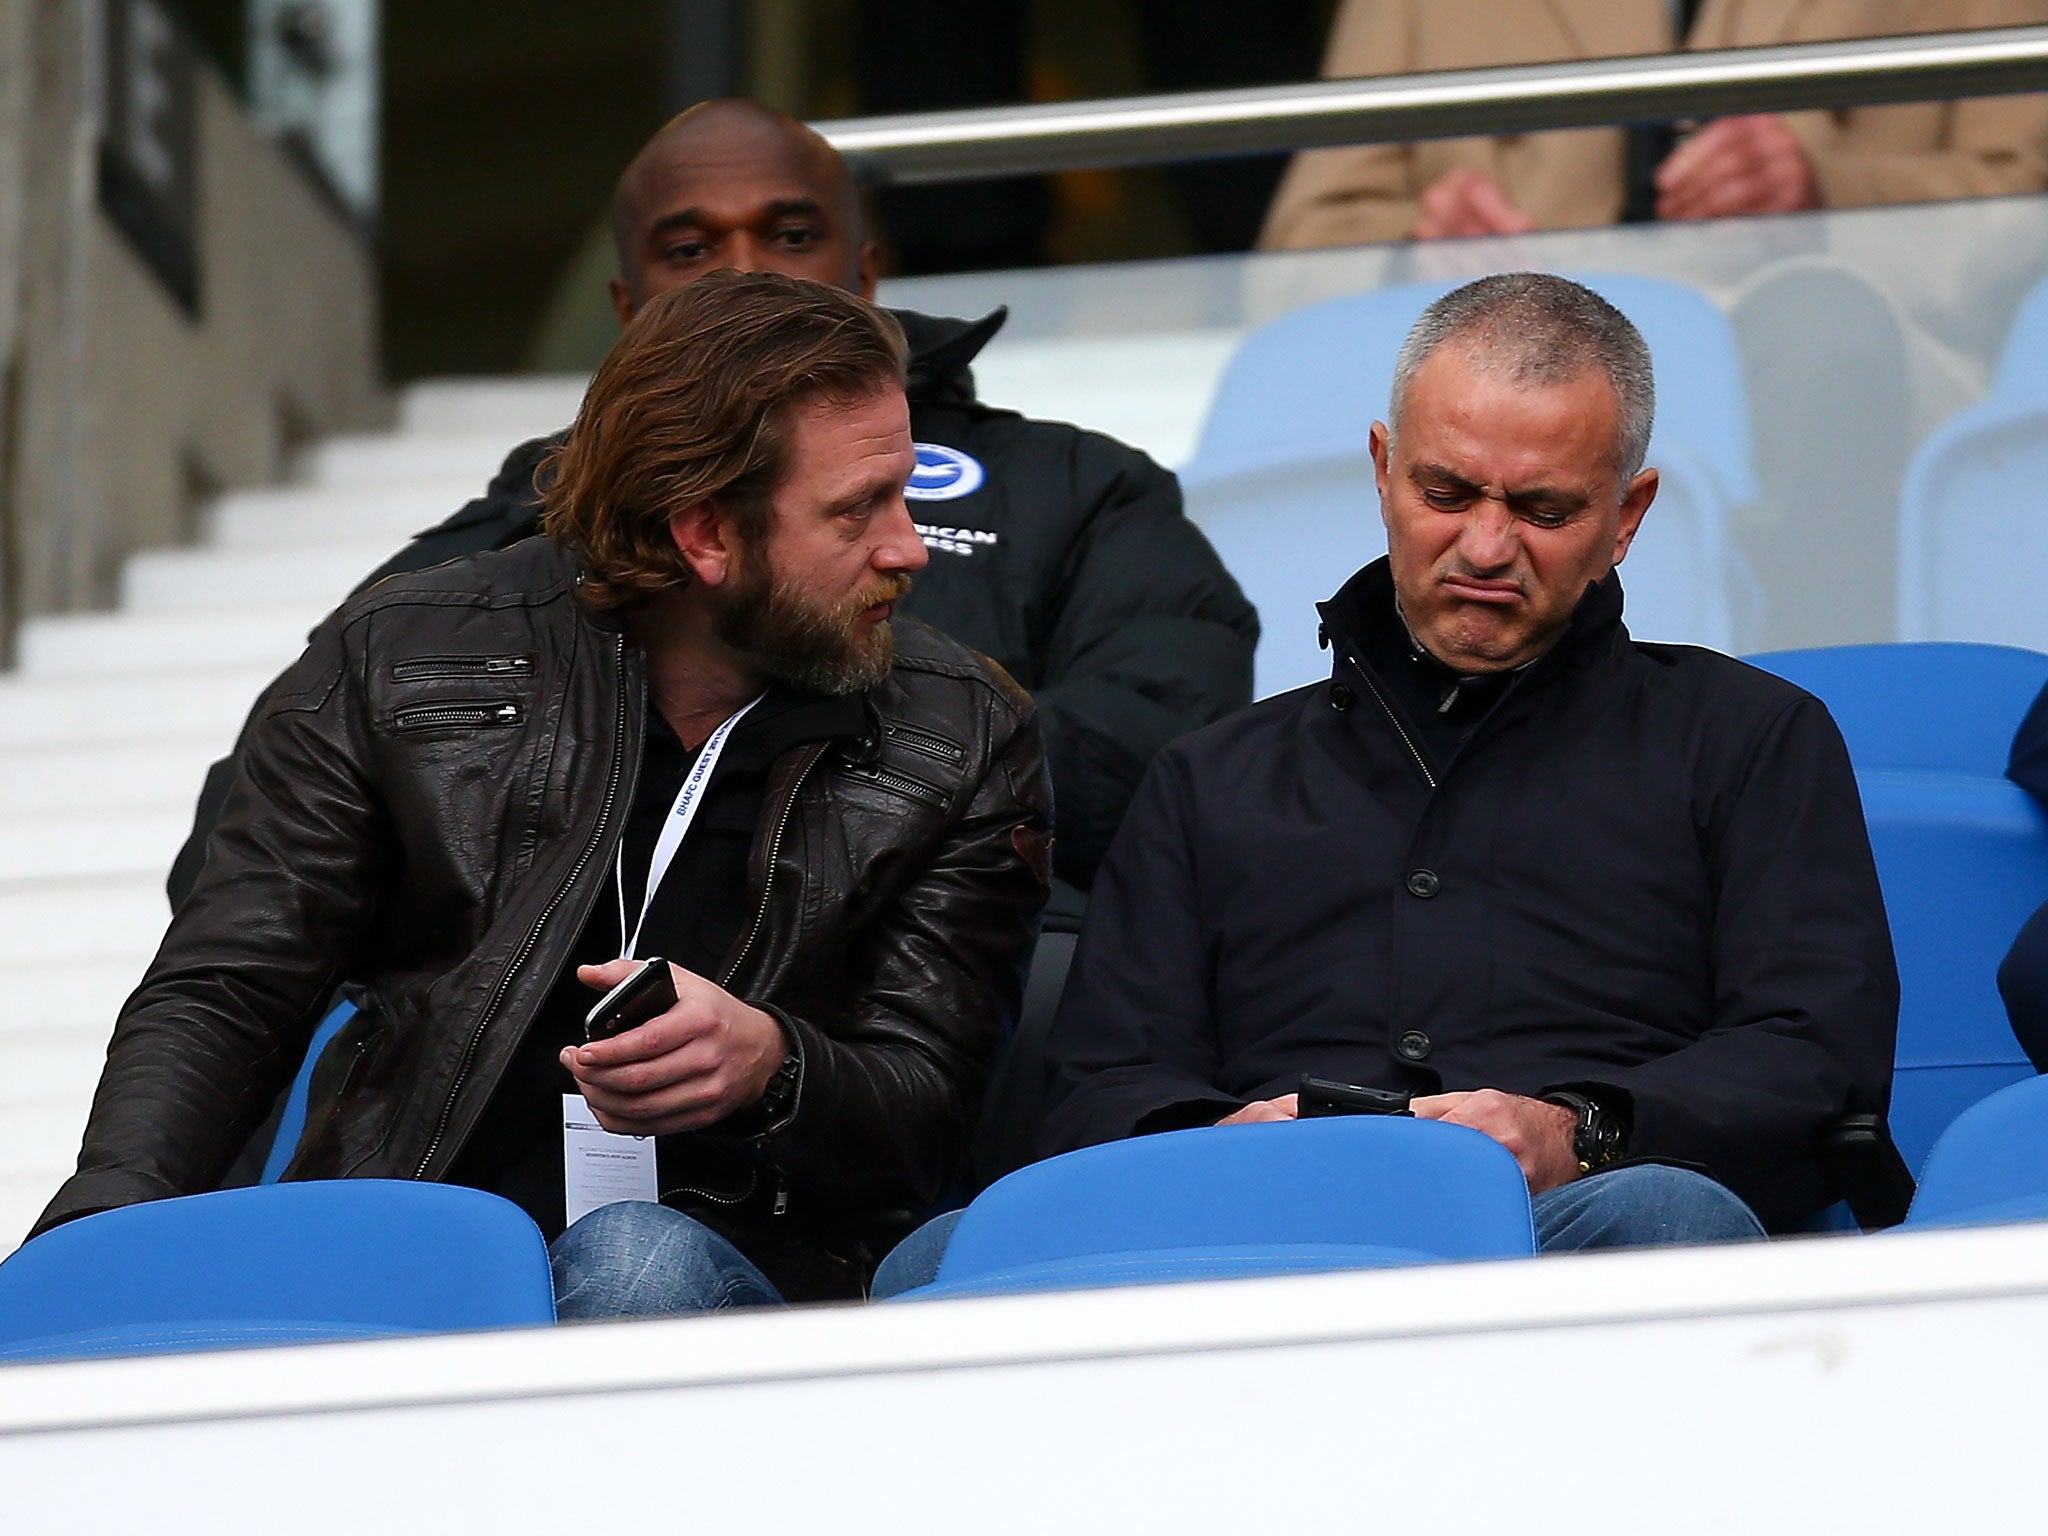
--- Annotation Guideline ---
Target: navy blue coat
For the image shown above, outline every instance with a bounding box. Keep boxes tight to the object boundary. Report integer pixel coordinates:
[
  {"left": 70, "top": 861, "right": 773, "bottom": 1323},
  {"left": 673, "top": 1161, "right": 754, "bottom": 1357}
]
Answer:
[{"left": 1040, "top": 559, "right": 1899, "bottom": 1228}]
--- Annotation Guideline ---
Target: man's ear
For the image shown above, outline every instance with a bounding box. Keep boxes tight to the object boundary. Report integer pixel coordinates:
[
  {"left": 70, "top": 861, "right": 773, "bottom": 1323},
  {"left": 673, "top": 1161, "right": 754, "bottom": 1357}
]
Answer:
[
  {"left": 1611, "top": 467, "right": 1658, "bottom": 565},
  {"left": 1369, "top": 421, "right": 1394, "bottom": 526},
  {"left": 609, "top": 275, "right": 637, "bottom": 329},
  {"left": 855, "top": 242, "right": 881, "bottom": 302},
  {"left": 667, "top": 501, "right": 737, "bottom": 587}
]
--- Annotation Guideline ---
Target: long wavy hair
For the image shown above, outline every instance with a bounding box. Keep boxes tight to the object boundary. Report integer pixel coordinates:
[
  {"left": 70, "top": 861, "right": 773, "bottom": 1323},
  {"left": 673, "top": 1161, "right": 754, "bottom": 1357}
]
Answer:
[{"left": 540, "top": 269, "right": 907, "bottom": 611}]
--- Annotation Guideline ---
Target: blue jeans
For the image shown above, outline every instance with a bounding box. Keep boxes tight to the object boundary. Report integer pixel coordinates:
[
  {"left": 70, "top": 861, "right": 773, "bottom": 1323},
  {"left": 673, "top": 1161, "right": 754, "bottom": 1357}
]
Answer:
[
  {"left": 549, "top": 1201, "right": 784, "bottom": 1320},
  {"left": 870, "top": 1164, "right": 1764, "bottom": 1295}
]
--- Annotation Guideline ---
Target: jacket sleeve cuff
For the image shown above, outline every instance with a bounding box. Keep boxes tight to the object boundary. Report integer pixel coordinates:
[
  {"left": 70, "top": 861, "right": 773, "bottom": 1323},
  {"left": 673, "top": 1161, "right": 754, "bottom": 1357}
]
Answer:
[{"left": 28, "top": 1168, "right": 181, "bottom": 1244}]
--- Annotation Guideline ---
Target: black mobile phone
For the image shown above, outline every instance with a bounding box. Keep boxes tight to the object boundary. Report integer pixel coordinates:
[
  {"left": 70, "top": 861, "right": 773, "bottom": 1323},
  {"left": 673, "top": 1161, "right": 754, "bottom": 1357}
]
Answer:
[
  {"left": 583, "top": 958, "right": 678, "bottom": 1043},
  {"left": 1297, "top": 1075, "right": 1414, "bottom": 1118}
]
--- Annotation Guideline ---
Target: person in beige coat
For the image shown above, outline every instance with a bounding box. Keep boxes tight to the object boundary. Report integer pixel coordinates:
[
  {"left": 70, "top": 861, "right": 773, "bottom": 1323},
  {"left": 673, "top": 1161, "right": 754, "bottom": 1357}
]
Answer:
[{"left": 1261, "top": 0, "right": 2048, "bottom": 248}]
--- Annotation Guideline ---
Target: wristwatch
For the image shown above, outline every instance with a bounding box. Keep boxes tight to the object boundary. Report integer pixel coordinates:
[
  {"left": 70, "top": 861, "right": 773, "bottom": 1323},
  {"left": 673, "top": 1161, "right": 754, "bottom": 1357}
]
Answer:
[
  {"left": 1543, "top": 1090, "right": 1627, "bottom": 1174},
  {"left": 756, "top": 1050, "right": 802, "bottom": 1129}
]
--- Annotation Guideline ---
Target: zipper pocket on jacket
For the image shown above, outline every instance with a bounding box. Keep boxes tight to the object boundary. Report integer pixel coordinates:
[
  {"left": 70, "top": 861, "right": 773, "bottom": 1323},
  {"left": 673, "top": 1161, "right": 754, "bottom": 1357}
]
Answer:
[
  {"left": 391, "top": 655, "right": 534, "bottom": 682},
  {"left": 883, "top": 720, "right": 966, "bottom": 768},
  {"left": 392, "top": 699, "right": 525, "bottom": 732},
  {"left": 840, "top": 758, "right": 949, "bottom": 809},
  {"left": 414, "top": 634, "right": 630, "bottom": 1178}
]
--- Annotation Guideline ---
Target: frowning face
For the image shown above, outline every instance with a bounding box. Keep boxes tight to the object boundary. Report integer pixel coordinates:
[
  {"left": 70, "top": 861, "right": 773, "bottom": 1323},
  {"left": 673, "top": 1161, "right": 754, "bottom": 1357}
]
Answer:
[{"left": 1372, "top": 344, "right": 1657, "bottom": 673}]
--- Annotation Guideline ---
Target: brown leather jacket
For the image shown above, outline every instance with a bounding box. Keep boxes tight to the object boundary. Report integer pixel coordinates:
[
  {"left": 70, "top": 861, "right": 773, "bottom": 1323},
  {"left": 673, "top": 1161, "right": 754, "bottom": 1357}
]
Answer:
[{"left": 36, "top": 538, "right": 1052, "bottom": 1287}]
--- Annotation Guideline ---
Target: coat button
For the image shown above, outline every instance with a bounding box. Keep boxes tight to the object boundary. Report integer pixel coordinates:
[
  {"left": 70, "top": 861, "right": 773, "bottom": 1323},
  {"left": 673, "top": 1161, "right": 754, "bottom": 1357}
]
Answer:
[
  {"left": 1396, "top": 1029, "right": 1433, "bottom": 1062},
  {"left": 1330, "top": 683, "right": 1354, "bottom": 712},
  {"left": 1405, "top": 868, "right": 1441, "bottom": 898}
]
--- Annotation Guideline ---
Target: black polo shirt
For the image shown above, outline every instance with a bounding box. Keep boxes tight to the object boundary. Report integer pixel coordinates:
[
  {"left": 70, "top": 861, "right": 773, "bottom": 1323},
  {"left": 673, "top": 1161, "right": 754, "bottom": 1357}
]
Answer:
[{"left": 450, "top": 685, "right": 863, "bottom": 1238}]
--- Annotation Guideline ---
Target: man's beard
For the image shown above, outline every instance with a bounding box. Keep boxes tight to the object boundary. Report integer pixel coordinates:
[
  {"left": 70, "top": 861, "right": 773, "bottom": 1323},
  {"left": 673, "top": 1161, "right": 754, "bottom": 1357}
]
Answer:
[{"left": 712, "top": 548, "right": 912, "bottom": 696}]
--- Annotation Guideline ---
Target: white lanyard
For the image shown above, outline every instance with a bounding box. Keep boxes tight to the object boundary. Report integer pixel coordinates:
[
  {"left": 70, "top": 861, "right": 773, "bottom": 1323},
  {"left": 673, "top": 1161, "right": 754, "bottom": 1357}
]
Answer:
[{"left": 616, "top": 694, "right": 766, "bottom": 959}]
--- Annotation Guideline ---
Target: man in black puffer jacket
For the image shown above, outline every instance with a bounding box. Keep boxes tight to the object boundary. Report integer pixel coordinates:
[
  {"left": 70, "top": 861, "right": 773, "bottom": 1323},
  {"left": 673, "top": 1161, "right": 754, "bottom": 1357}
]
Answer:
[
  {"left": 43, "top": 274, "right": 1051, "bottom": 1311},
  {"left": 168, "top": 99, "right": 1257, "bottom": 911}
]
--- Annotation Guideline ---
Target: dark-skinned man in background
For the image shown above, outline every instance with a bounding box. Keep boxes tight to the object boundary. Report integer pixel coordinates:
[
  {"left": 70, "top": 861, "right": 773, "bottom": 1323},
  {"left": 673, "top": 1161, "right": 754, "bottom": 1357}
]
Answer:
[{"left": 170, "top": 99, "right": 1257, "bottom": 915}]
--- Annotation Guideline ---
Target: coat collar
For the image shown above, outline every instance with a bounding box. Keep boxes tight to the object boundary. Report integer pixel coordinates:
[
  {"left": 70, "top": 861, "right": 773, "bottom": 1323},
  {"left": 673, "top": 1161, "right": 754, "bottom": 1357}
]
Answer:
[
  {"left": 1316, "top": 556, "right": 1627, "bottom": 687},
  {"left": 893, "top": 306, "right": 1007, "bottom": 407}
]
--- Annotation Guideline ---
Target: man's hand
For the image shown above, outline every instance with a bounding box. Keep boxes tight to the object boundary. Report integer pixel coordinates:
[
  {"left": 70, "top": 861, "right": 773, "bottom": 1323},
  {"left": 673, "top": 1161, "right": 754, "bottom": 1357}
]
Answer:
[
  {"left": 1655, "top": 114, "right": 1820, "bottom": 221},
  {"left": 1414, "top": 168, "right": 1537, "bottom": 241},
  {"left": 560, "top": 959, "right": 787, "bottom": 1137},
  {"left": 1411, "top": 1089, "right": 1580, "bottom": 1193},
  {"left": 1216, "top": 1093, "right": 1299, "bottom": 1126}
]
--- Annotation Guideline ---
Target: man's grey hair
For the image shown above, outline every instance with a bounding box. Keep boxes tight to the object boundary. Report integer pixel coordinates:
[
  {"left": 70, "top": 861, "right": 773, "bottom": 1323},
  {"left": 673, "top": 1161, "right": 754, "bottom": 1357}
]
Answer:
[{"left": 1386, "top": 273, "right": 1656, "bottom": 480}]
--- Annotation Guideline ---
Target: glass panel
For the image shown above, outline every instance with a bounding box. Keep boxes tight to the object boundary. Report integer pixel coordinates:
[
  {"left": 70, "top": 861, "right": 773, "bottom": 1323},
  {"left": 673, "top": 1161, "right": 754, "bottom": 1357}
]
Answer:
[{"left": 884, "top": 193, "right": 2048, "bottom": 695}]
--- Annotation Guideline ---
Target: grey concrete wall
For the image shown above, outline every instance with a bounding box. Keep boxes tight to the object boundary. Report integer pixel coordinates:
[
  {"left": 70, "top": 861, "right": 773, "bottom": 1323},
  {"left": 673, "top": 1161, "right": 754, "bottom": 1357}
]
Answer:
[{"left": 0, "top": 0, "right": 386, "bottom": 646}]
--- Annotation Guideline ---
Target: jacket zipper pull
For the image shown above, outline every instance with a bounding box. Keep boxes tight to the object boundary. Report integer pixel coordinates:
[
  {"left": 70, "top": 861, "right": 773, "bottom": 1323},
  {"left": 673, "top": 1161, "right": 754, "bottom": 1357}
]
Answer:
[{"left": 772, "top": 1171, "right": 790, "bottom": 1217}]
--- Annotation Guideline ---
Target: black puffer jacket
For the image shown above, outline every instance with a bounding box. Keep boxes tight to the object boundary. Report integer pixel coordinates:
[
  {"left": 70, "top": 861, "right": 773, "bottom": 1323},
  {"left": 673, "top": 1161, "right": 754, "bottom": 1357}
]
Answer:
[
  {"left": 168, "top": 308, "right": 1256, "bottom": 905},
  {"left": 1041, "top": 560, "right": 1899, "bottom": 1229},
  {"left": 42, "top": 539, "right": 1051, "bottom": 1292}
]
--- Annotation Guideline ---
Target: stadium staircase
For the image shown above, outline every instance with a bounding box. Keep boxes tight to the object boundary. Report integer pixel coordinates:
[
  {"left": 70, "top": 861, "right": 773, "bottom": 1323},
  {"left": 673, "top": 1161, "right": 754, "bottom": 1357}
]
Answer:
[
  {"left": 0, "top": 377, "right": 590, "bottom": 1251},
  {"left": 0, "top": 339, "right": 1231, "bottom": 1254}
]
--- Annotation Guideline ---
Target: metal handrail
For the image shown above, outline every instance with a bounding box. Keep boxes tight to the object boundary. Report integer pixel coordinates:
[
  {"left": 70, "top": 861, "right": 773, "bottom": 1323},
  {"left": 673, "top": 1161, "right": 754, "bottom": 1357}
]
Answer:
[{"left": 816, "top": 25, "right": 2048, "bottom": 185}]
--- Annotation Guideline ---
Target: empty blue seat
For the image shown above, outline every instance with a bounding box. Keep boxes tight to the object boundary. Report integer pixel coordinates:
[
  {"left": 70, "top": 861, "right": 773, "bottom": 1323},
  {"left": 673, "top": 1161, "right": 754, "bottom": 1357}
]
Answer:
[
  {"left": 1183, "top": 274, "right": 1755, "bottom": 697},
  {"left": 1903, "top": 1071, "right": 2048, "bottom": 1229},
  {"left": 1985, "top": 269, "right": 2048, "bottom": 405},
  {"left": 1746, "top": 643, "right": 2048, "bottom": 778},
  {"left": 1856, "top": 770, "right": 2048, "bottom": 1172},
  {"left": 1898, "top": 272, "right": 2048, "bottom": 647},
  {"left": 0, "top": 1180, "right": 555, "bottom": 1364},
  {"left": 1899, "top": 411, "right": 2048, "bottom": 648},
  {"left": 895, "top": 1116, "right": 1535, "bottom": 1301}
]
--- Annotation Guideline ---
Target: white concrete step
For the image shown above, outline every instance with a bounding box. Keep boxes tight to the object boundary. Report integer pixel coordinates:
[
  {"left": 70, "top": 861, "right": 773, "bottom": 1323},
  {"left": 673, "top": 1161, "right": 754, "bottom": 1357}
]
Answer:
[
  {"left": 0, "top": 962, "right": 150, "bottom": 1038},
  {"left": 0, "top": 878, "right": 167, "bottom": 966},
  {"left": 205, "top": 480, "right": 480, "bottom": 552},
  {"left": 0, "top": 738, "right": 222, "bottom": 815},
  {"left": 297, "top": 430, "right": 520, "bottom": 491},
  {"left": 0, "top": 1031, "right": 116, "bottom": 1108},
  {"left": 0, "top": 668, "right": 273, "bottom": 748},
  {"left": 0, "top": 807, "right": 195, "bottom": 885},
  {"left": 0, "top": 1174, "right": 69, "bottom": 1252},
  {"left": 16, "top": 608, "right": 319, "bottom": 679},
  {"left": 121, "top": 543, "right": 396, "bottom": 613},
  {"left": 400, "top": 375, "right": 584, "bottom": 439},
  {"left": 0, "top": 1100, "right": 91, "bottom": 1196}
]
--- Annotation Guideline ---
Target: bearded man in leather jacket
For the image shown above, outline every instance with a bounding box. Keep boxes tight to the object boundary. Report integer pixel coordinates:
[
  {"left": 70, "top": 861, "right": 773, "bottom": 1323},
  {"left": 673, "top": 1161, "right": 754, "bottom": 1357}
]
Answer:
[
  {"left": 36, "top": 271, "right": 1053, "bottom": 1314},
  {"left": 168, "top": 98, "right": 1256, "bottom": 915}
]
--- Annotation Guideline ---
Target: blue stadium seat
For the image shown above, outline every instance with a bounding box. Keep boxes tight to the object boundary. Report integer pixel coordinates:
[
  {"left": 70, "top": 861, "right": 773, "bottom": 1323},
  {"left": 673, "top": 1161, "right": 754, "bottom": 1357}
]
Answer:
[
  {"left": 1746, "top": 643, "right": 2048, "bottom": 777},
  {"left": 893, "top": 1116, "right": 1535, "bottom": 1301},
  {"left": 1898, "top": 273, "right": 2048, "bottom": 646},
  {"left": 1899, "top": 409, "right": 2048, "bottom": 648},
  {"left": 1987, "top": 270, "right": 2048, "bottom": 404},
  {"left": 1856, "top": 770, "right": 2048, "bottom": 1173},
  {"left": 0, "top": 1180, "right": 555, "bottom": 1364},
  {"left": 1182, "top": 274, "right": 1756, "bottom": 697},
  {"left": 260, "top": 998, "right": 357, "bottom": 1182},
  {"left": 1903, "top": 1072, "right": 2048, "bottom": 1228}
]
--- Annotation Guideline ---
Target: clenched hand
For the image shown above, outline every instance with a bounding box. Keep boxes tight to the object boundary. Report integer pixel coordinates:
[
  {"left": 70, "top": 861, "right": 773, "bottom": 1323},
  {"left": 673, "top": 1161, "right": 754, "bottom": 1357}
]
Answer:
[
  {"left": 1415, "top": 168, "right": 1537, "bottom": 240},
  {"left": 1411, "top": 1088, "right": 1581, "bottom": 1193},
  {"left": 561, "top": 959, "right": 787, "bottom": 1137},
  {"left": 1655, "top": 114, "right": 1820, "bottom": 221}
]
